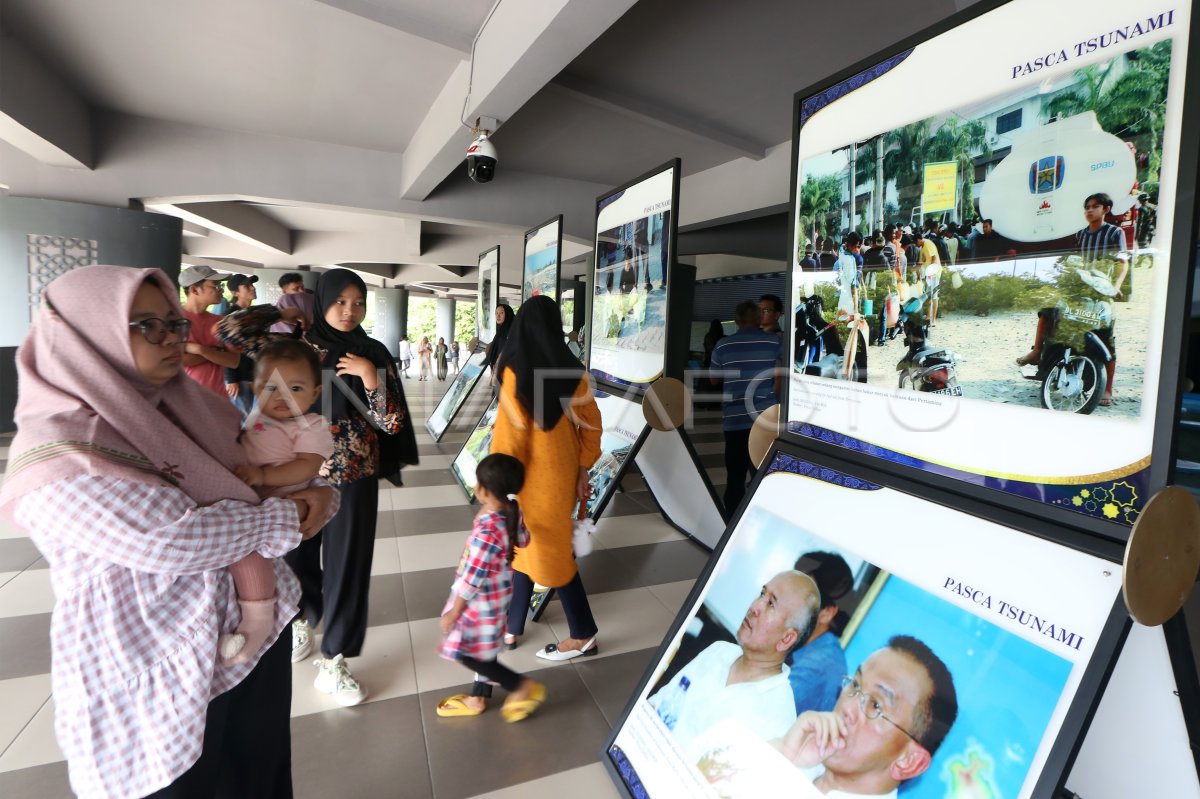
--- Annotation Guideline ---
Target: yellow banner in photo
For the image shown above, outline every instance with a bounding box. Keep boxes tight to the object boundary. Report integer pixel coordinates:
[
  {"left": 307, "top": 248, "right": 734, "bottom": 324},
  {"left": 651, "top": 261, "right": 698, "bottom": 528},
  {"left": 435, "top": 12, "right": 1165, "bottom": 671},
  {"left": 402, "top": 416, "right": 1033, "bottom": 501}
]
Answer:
[{"left": 922, "top": 161, "right": 958, "bottom": 213}]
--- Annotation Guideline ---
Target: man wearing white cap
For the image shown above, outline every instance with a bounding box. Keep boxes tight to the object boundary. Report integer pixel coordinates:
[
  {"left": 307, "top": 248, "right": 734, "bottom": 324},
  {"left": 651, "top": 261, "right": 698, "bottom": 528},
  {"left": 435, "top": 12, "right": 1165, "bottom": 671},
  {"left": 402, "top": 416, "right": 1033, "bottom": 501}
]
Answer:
[{"left": 179, "top": 266, "right": 240, "bottom": 395}]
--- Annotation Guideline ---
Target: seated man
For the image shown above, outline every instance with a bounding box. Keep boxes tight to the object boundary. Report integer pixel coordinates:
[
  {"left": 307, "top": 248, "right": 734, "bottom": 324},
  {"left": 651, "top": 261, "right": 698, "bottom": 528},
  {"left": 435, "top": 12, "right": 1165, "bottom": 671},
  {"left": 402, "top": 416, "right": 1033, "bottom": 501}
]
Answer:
[
  {"left": 777, "top": 635, "right": 958, "bottom": 797},
  {"left": 650, "top": 570, "right": 820, "bottom": 760},
  {"left": 788, "top": 552, "right": 853, "bottom": 714}
]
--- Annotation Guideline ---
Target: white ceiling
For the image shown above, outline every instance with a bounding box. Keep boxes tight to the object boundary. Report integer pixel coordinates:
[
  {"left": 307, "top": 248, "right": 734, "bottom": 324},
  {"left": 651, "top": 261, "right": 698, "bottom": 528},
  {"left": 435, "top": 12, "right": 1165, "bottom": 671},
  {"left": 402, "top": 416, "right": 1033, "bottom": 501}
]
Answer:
[{"left": 0, "top": 0, "right": 979, "bottom": 289}]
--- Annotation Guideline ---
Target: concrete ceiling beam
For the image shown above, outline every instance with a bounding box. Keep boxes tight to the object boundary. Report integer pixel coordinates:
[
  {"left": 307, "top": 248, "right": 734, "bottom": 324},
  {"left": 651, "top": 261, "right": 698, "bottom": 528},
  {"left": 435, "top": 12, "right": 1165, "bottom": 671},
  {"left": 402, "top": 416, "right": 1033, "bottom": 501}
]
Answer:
[
  {"left": 547, "top": 75, "right": 767, "bottom": 161},
  {"left": 0, "top": 27, "right": 92, "bottom": 168},
  {"left": 397, "top": 0, "right": 639, "bottom": 201}
]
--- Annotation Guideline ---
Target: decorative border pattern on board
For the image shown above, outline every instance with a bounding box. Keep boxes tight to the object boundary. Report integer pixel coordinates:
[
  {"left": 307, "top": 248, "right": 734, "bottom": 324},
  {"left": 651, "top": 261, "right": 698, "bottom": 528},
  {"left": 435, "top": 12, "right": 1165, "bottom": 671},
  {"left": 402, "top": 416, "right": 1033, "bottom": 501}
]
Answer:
[
  {"left": 799, "top": 49, "right": 913, "bottom": 128},
  {"left": 764, "top": 450, "right": 882, "bottom": 490}
]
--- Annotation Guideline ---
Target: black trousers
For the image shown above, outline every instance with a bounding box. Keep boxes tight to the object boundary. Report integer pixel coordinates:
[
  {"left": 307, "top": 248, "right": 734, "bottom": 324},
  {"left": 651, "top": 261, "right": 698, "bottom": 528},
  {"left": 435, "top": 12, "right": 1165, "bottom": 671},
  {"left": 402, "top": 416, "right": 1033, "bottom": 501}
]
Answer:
[
  {"left": 506, "top": 569, "right": 598, "bottom": 640},
  {"left": 284, "top": 476, "right": 379, "bottom": 658},
  {"left": 459, "top": 655, "right": 523, "bottom": 697},
  {"left": 722, "top": 427, "right": 755, "bottom": 520},
  {"left": 144, "top": 631, "right": 292, "bottom": 798}
]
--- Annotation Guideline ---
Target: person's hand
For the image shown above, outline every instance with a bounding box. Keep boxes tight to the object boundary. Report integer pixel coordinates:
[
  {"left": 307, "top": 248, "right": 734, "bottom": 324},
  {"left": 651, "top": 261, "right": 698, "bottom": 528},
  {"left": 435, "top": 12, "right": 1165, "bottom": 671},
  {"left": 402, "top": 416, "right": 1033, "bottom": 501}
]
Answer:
[
  {"left": 235, "top": 463, "right": 265, "bottom": 486},
  {"left": 289, "top": 485, "right": 335, "bottom": 539},
  {"left": 439, "top": 610, "right": 459, "bottom": 635},
  {"left": 576, "top": 467, "right": 591, "bottom": 502},
  {"left": 776, "top": 711, "right": 847, "bottom": 768},
  {"left": 226, "top": 383, "right": 239, "bottom": 399},
  {"left": 336, "top": 354, "right": 378, "bottom": 390},
  {"left": 279, "top": 307, "right": 308, "bottom": 329},
  {"left": 185, "top": 342, "right": 204, "bottom": 355},
  {"left": 289, "top": 498, "right": 309, "bottom": 531}
]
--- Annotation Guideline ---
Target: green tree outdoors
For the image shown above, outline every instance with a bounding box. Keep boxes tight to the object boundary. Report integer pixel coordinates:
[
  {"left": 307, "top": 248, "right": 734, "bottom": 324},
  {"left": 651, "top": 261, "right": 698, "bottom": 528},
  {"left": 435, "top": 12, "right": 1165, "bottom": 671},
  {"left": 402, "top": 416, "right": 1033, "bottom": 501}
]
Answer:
[{"left": 405, "top": 296, "right": 477, "bottom": 347}]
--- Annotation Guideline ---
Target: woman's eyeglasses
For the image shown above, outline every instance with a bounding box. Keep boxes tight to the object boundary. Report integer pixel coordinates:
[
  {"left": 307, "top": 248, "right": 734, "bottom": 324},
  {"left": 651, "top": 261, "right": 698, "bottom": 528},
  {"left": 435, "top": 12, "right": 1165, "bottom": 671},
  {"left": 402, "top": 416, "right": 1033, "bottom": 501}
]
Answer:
[
  {"left": 128, "top": 317, "right": 192, "bottom": 345},
  {"left": 840, "top": 675, "right": 925, "bottom": 747}
]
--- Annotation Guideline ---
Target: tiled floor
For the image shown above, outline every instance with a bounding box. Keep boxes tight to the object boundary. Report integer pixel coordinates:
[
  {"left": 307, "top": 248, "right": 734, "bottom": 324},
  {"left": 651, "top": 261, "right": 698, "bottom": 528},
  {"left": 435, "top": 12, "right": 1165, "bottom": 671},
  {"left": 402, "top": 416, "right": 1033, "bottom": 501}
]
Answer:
[{"left": 0, "top": 374, "right": 727, "bottom": 798}]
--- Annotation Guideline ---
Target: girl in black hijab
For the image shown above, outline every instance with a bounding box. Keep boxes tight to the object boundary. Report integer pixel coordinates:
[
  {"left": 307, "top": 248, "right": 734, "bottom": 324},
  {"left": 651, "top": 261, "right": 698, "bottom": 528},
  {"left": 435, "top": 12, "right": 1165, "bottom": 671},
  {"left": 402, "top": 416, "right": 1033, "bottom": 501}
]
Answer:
[
  {"left": 287, "top": 268, "right": 414, "bottom": 704},
  {"left": 481, "top": 302, "right": 515, "bottom": 373},
  {"left": 219, "top": 267, "right": 413, "bottom": 705}
]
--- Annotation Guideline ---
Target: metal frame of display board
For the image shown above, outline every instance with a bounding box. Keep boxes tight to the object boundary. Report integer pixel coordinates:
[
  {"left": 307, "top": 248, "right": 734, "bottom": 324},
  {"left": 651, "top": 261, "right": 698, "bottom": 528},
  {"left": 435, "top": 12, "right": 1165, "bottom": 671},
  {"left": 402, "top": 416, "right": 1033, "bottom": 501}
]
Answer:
[
  {"left": 778, "top": 0, "right": 1200, "bottom": 547},
  {"left": 587, "top": 158, "right": 684, "bottom": 397},
  {"left": 476, "top": 244, "right": 500, "bottom": 344},
  {"left": 423, "top": 346, "right": 490, "bottom": 442},
  {"left": 601, "top": 438, "right": 1134, "bottom": 799}
]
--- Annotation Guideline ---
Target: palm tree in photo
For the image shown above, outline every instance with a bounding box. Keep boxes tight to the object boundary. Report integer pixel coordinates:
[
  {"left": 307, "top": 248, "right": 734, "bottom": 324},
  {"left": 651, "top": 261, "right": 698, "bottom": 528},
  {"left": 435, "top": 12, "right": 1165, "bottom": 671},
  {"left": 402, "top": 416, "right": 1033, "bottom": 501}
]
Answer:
[
  {"left": 882, "top": 120, "right": 930, "bottom": 225},
  {"left": 927, "top": 117, "right": 990, "bottom": 224},
  {"left": 798, "top": 174, "right": 842, "bottom": 247}
]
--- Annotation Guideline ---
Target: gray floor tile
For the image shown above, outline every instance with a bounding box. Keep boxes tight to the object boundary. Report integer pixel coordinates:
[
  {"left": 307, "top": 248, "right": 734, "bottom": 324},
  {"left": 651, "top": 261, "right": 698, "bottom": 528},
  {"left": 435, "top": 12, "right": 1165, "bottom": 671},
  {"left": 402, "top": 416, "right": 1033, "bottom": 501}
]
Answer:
[
  {"left": 394, "top": 469, "right": 458, "bottom": 488},
  {"left": 576, "top": 549, "right": 649, "bottom": 595},
  {"left": 418, "top": 441, "right": 461, "bottom": 457},
  {"left": 389, "top": 505, "right": 478, "bottom": 537},
  {"left": 0, "top": 613, "right": 52, "bottom": 679},
  {"left": 622, "top": 540, "right": 711, "bottom": 587},
  {"left": 0, "top": 761, "right": 73, "bottom": 799},
  {"left": 367, "top": 572, "right": 409, "bottom": 627},
  {"left": 292, "top": 694, "right": 432, "bottom": 799},
  {"left": 402, "top": 567, "right": 457, "bottom": 621},
  {"left": 422, "top": 664, "right": 614, "bottom": 799},
  {"left": 599, "top": 493, "right": 655, "bottom": 518},
  {"left": 572, "top": 648, "right": 658, "bottom": 727},
  {"left": 0, "top": 537, "right": 44, "bottom": 572}
]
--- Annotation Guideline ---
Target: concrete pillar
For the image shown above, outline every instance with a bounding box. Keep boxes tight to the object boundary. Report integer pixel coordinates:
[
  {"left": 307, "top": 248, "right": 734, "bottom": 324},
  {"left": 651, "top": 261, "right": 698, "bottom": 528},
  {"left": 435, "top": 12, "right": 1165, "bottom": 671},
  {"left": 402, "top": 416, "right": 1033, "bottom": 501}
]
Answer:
[
  {"left": 371, "top": 287, "right": 404, "bottom": 357},
  {"left": 436, "top": 297, "right": 456, "bottom": 346}
]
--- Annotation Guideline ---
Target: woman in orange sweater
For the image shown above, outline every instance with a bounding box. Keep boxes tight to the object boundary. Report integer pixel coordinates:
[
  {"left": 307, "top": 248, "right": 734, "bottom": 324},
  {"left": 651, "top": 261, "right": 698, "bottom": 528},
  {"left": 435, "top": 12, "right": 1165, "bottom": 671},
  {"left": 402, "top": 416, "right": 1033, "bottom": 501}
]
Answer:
[{"left": 490, "top": 296, "right": 603, "bottom": 660}]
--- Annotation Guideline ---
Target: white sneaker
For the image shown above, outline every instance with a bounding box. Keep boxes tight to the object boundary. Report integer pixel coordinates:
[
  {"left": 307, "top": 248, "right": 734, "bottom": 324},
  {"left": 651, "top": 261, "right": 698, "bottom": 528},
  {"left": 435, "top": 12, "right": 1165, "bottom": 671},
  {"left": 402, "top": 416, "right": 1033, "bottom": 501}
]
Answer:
[
  {"left": 291, "top": 619, "right": 313, "bottom": 663},
  {"left": 313, "top": 654, "right": 367, "bottom": 707}
]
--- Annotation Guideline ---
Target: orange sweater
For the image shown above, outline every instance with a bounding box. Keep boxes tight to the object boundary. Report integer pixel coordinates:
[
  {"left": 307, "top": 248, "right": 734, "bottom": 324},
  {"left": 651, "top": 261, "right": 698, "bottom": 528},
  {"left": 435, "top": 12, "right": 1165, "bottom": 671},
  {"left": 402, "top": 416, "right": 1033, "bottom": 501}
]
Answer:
[{"left": 489, "top": 368, "right": 602, "bottom": 587}]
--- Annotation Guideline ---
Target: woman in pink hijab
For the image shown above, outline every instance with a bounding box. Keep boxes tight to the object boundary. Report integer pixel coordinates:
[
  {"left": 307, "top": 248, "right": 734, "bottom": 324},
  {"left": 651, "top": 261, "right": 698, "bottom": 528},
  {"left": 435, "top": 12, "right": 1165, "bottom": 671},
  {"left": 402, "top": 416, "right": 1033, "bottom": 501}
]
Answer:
[{"left": 0, "top": 266, "right": 336, "bottom": 799}]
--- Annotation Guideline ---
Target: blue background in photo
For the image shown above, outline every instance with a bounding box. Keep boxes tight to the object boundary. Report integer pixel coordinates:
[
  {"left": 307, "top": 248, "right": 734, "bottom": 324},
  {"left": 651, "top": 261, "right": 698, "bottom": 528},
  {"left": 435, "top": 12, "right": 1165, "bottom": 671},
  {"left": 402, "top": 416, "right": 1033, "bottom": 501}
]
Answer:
[{"left": 846, "top": 575, "right": 1073, "bottom": 798}]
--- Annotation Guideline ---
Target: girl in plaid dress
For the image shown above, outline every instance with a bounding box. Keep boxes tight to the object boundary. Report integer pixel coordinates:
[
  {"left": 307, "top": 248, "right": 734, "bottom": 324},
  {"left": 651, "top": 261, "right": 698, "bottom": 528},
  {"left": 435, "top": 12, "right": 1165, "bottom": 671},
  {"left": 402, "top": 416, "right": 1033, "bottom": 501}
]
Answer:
[{"left": 437, "top": 454, "right": 546, "bottom": 721}]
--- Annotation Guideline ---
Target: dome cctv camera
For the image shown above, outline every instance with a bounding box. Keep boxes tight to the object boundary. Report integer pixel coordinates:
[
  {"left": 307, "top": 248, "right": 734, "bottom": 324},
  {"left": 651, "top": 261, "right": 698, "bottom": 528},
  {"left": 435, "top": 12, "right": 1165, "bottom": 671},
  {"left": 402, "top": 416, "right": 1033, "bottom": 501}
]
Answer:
[{"left": 466, "top": 132, "right": 497, "bottom": 184}]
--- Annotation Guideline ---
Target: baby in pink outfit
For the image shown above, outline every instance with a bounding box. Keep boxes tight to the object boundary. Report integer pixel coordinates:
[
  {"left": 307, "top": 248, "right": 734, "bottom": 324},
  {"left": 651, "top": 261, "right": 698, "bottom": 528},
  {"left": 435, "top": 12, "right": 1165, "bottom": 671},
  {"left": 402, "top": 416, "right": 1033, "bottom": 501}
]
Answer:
[{"left": 222, "top": 338, "right": 334, "bottom": 662}]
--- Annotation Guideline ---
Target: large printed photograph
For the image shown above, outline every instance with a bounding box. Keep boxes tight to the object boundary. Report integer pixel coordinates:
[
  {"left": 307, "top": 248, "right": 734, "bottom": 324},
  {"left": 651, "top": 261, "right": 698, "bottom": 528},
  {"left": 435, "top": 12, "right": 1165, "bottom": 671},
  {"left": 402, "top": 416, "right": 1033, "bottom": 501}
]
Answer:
[
  {"left": 791, "top": 39, "right": 1169, "bottom": 418},
  {"left": 523, "top": 217, "right": 562, "bottom": 303},
  {"left": 782, "top": 0, "right": 1191, "bottom": 527},
  {"left": 425, "top": 349, "right": 488, "bottom": 441},
  {"left": 477, "top": 246, "right": 499, "bottom": 343},
  {"left": 590, "top": 163, "right": 677, "bottom": 389},
  {"left": 607, "top": 452, "right": 1124, "bottom": 799}
]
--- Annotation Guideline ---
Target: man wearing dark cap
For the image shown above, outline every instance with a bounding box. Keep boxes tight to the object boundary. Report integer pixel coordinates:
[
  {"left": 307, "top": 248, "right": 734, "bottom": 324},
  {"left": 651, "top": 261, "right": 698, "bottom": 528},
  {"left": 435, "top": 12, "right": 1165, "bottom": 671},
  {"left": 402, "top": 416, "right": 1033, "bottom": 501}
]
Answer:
[
  {"left": 224, "top": 274, "right": 260, "bottom": 416},
  {"left": 787, "top": 551, "right": 853, "bottom": 714}
]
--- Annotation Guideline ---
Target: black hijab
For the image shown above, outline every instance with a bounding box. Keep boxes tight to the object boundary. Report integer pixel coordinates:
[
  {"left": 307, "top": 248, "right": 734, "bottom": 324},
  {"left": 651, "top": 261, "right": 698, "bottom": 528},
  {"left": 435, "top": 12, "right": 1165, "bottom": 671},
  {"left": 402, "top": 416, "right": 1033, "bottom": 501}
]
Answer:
[
  {"left": 496, "top": 295, "right": 584, "bottom": 430},
  {"left": 305, "top": 269, "right": 419, "bottom": 468},
  {"left": 483, "top": 303, "right": 515, "bottom": 368}
]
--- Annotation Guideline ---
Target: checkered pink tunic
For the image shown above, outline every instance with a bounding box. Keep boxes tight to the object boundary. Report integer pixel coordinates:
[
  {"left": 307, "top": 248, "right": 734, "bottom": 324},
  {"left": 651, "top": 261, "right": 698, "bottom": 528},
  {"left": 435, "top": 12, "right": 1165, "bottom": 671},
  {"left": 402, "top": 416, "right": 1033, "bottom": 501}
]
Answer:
[
  {"left": 14, "top": 475, "right": 305, "bottom": 799},
  {"left": 439, "top": 511, "right": 529, "bottom": 662}
]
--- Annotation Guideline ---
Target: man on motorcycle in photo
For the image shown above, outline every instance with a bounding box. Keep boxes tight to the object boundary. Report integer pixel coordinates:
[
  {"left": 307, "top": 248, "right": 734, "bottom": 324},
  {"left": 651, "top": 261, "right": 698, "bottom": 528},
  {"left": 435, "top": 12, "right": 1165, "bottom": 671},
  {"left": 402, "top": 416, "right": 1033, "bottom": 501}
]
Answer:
[{"left": 1015, "top": 192, "right": 1129, "bottom": 408}]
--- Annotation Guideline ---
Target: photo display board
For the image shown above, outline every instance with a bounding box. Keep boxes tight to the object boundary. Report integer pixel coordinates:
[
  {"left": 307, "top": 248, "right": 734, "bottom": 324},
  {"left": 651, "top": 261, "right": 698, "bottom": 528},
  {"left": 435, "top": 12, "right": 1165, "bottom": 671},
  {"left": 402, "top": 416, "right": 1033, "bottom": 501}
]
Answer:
[
  {"left": 424, "top": 349, "right": 489, "bottom": 441},
  {"left": 448, "top": 387, "right": 648, "bottom": 512},
  {"left": 522, "top": 215, "right": 562, "bottom": 304},
  {"left": 477, "top": 245, "right": 500, "bottom": 343},
  {"left": 590, "top": 160, "right": 680, "bottom": 392},
  {"left": 785, "top": 0, "right": 1197, "bottom": 535},
  {"left": 605, "top": 443, "right": 1126, "bottom": 799}
]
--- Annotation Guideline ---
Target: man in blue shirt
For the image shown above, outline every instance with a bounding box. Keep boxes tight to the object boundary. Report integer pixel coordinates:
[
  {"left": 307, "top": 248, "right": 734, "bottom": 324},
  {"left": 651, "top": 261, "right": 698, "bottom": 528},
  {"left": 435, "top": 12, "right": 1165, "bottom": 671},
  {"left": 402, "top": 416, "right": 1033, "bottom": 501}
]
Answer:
[
  {"left": 709, "top": 299, "right": 782, "bottom": 518},
  {"left": 787, "top": 551, "right": 853, "bottom": 715}
]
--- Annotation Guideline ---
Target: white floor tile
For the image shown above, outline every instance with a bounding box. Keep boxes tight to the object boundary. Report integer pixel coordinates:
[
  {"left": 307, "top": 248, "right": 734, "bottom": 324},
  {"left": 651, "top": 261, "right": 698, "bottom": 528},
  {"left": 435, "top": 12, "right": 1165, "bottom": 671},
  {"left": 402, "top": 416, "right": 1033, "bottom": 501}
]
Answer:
[
  {"left": 646, "top": 580, "right": 697, "bottom": 615},
  {"left": 290, "top": 622, "right": 418, "bottom": 718},
  {"left": 538, "top": 586, "right": 677, "bottom": 663},
  {"left": 408, "top": 617, "right": 558, "bottom": 696},
  {"left": 396, "top": 531, "right": 471, "bottom": 573},
  {"left": 0, "top": 569, "right": 55, "bottom": 618},
  {"left": 369, "top": 537, "right": 401, "bottom": 577},
  {"left": 467, "top": 763, "right": 621, "bottom": 799},
  {"left": 0, "top": 695, "right": 63, "bottom": 773},
  {"left": 592, "top": 513, "right": 687, "bottom": 550},
  {"left": 0, "top": 674, "right": 52, "bottom": 757},
  {"left": 0, "top": 518, "right": 27, "bottom": 541},
  {"left": 406, "top": 453, "right": 454, "bottom": 471},
  {"left": 385, "top": 485, "right": 469, "bottom": 510}
]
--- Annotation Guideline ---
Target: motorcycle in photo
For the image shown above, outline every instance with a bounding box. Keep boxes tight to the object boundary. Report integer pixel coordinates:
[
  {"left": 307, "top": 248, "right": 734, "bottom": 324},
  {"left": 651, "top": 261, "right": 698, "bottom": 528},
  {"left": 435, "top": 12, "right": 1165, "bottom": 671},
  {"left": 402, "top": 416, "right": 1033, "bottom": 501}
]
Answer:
[
  {"left": 793, "top": 294, "right": 869, "bottom": 382},
  {"left": 894, "top": 288, "right": 962, "bottom": 396}
]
